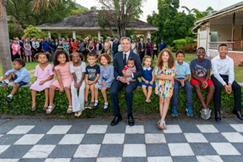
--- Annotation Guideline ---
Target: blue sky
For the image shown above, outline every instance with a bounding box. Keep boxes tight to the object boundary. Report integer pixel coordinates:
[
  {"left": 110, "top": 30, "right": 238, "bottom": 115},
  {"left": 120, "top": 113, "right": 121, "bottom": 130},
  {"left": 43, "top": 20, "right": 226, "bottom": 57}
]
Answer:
[{"left": 77, "top": 0, "right": 243, "bottom": 22}]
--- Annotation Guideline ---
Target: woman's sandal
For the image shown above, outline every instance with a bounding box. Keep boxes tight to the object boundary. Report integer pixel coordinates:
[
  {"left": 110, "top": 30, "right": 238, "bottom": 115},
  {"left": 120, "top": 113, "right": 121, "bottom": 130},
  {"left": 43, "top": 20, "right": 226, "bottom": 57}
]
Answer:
[
  {"left": 46, "top": 105, "right": 55, "bottom": 114},
  {"left": 67, "top": 106, "right": 73, "bottom": 114}
]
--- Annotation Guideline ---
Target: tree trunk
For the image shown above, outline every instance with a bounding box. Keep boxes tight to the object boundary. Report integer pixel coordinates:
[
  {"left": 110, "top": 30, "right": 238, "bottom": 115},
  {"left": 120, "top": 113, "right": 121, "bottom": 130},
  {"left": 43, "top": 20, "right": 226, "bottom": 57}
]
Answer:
[{"left": 0, "top": 0, "right": 12, "bottom": 74}]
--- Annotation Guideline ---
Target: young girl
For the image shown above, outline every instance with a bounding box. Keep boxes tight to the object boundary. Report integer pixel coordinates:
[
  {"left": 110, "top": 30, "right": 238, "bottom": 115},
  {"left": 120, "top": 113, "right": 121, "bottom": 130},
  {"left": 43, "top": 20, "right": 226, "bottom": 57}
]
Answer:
[
  {"left": 94, "top": 53, "right": 114, "bottom": 111},
  {"left": 30, "top": 53, "right": 54, "bottom": 111},
  {"left": 70, "top": 52, "right": 86, "bottom": 117},
  {"left": 140, "top": 56, "right": 155, "bottom": 103},
  {"left": 155, "top": 49, "right": 176, "bottom": 130},
  {"left": 24, "top": 39, "right": 32, "bottom": 62},
  {"left": 47, "top": 50, "right": 73, "bottom": 114}
]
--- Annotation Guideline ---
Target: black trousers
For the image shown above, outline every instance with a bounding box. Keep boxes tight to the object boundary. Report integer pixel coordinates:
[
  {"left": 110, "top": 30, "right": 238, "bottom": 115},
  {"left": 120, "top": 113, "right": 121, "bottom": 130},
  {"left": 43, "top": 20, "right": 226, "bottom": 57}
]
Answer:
[
  {"left": 110, "top": 80, "right": 138, "bottom": 116},
  {"left": 211, "top": 75, "right": 242, "bottom": 112},
  {"left": 139, "top": 51, "right": 145, "bottom": 62}
]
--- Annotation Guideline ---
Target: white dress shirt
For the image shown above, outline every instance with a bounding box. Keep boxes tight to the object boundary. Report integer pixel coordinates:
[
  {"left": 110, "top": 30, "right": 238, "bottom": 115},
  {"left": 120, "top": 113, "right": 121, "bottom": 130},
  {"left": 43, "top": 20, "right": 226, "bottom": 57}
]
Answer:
[{"left": 211, "top": 55, "right": 234, "bottom": 85}]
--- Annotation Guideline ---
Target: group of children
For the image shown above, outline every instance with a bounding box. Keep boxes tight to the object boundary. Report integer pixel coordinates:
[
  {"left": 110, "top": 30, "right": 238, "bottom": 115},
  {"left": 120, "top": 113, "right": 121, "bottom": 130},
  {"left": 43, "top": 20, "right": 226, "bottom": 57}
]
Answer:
[{"left": 0, "top": 44, "right": 241, "bottom": 130}]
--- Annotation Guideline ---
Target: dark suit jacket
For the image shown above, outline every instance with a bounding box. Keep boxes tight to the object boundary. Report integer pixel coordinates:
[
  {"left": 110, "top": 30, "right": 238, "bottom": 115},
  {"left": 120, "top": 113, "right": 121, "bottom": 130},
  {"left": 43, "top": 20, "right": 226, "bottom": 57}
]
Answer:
[
  {"left": 113, "top": 51, "right": 143, "bottom": 80},
  {"left": 138, "top": 42, "right": 145, "bottom": 53}
]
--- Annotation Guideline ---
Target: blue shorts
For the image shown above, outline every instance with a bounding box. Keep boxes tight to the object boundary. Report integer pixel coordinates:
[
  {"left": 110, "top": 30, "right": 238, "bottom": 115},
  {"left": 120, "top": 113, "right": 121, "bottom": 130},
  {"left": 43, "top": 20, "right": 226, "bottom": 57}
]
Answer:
[{"left": 12, "top": 75, "right": 28, "bottom": 87}]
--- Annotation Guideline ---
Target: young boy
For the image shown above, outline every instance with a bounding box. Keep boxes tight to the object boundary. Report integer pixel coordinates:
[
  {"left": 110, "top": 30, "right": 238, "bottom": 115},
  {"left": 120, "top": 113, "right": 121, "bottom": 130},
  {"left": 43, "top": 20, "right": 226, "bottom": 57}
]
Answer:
[
  {"left": 0, "top": 58, "right": 30, "bottom": 102},
  {"left": 122, "top": 58, "right": 137, "bottom": 85},
  {"left": 171, "top": 50, "right": 193, "bottom": 117},
  {"left": 190, "top": 47, "right": 215, "bottom": 120},
  {"left": 211, "top": 44, "right": 243, "bottom": 122},
  {"left": 85, "top": 53, "right": 100, "bottom": 109}
]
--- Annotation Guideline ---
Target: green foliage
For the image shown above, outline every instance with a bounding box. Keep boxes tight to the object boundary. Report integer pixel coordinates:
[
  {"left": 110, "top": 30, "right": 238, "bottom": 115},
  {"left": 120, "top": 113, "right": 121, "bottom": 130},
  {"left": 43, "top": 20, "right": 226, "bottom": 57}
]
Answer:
[
  {"left": 173, "top": 39, "right": 187, "bottom": 50},
  {"left": 0, "top": 86, "right": 242, "bottom": 118},
  {"left": 8, "top": 18, "right": 24, "bottom": 39},
  {"left": 69, "top": 8, "right": 87, "bottom": 16},
  {"left": 23, "top": 25, "right": 48, "bottom": 39}
]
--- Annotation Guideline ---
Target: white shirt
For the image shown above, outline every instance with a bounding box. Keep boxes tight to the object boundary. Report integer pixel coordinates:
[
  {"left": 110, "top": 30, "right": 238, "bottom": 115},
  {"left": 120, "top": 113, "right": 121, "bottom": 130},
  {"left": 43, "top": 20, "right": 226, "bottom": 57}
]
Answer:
[{"left": 211, "top": 55, "right": 234, "bottom": 85}]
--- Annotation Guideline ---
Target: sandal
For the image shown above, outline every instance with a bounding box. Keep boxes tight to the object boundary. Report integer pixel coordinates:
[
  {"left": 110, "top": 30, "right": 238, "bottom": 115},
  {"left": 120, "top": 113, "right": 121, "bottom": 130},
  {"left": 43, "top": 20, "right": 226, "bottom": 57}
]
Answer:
[
  {"left": 46, "top": 105, "right": 55, "bottom": 114},
  {"left": 31, "top": 103, "right": 36, "bottom": 111},
  {"left": 157, "top": 120, "right": 167, "bottom": 130},
  {"left": 75, "top": 111, "right": 82, "bottom": 117},
  {"left": 67, "top": 105, "right": 73, "bottom": 114},
  {"left": 43, "top": 107, "right": 48, "bottom": 111}
]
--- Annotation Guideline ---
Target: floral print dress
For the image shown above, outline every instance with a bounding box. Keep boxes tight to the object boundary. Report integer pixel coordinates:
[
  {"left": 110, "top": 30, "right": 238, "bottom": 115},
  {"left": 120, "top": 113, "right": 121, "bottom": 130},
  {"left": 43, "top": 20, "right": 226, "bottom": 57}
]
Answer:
[{"left": 155, "top": 64, "right": 176, "bottom": 97}]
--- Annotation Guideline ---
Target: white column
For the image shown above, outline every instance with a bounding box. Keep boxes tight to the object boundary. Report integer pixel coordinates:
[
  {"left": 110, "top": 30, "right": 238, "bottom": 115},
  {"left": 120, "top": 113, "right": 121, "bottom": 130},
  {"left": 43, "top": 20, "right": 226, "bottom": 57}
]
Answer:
[
  {"left": 98, "top": 31, "right": 101, "bottom": 41},
  {"left": 72, "top": 31, "right": 76, "bottom": 39},
  {"left": 48, "top": 31, "right": 51, "bottom": 39},
  {"left": 146, "top": 31, "right": 151, "bottom": 39},
  {"left": 58, "top": 33, "right": 61, "bottom": 39}
]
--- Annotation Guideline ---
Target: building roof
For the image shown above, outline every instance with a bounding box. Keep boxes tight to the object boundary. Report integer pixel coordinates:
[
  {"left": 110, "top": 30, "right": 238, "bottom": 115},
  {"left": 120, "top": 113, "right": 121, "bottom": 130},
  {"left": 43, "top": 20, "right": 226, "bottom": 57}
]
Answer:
[
  {"left": 36, "top": 10, "right": 158, "bottom": 31},
  {"left": 192, "top": 1, "right": 243, "bottom": 32}
]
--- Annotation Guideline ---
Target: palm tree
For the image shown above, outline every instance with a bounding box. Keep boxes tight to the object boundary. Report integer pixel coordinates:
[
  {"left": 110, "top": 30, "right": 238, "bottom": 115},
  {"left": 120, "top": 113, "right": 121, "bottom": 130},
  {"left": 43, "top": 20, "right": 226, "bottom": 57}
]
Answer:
[{"left": 0, "top": 0, "right": 62, "bottom": 74}]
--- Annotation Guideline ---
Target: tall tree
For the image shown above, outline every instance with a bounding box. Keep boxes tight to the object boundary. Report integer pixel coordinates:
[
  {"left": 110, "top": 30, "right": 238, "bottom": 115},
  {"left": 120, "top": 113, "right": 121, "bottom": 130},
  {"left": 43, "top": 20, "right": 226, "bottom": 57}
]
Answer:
[{"left": 97, "top": 0, "right": 145, "bottom": 38}]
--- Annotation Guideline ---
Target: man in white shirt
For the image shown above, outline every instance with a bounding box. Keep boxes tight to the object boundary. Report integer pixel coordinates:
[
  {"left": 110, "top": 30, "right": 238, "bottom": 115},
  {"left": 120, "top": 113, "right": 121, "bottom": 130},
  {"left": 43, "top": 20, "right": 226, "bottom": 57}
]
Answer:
[{"left": 211, "top": 44, "right": 243, "bottom": 122}]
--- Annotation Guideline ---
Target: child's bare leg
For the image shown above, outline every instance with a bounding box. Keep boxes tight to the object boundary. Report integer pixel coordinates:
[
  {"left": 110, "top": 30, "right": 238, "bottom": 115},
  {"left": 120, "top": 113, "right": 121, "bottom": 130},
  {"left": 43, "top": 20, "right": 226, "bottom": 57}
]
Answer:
[
  {"left": 161, "top": 97, "right": 171, "bottom": 121},
  {"left": 44, "top": 89, "right": 49, "bottom": 108},
  {"left": 94, "top": 88, "right": 99, "bottom": 101},
  {"left": 90, "top": 84, "right": 95, "bottom": 102},
  {"left": 141, "top": 85, "right": 147, "bottom": 98},
  {"left": 205, "top": 85, "right": 215, "bottom": 107},
  {"left": 85, "top": 85, "right": 90, "bottom": 102},
  {"left": 10, "top": 83, "right": 20, "bottom": 95},
  {"left": 31, "top": 90, "right": 37, "bottom": 107},
  {"left": 194, "top": 84, "right": 207, "bottom": 108},
  {"left": 4, "top": 73, "right": 15, "bottom": 81},
  {"left": 1, "top": 75, "right": 8, "bottom": 81},
  {"left": 159, "top": 97, "right": 165, "bottom": 119},
  {"left": 64, "top": 87, "right": 72, "bottom": 106},
  {"left": 49, "top": 85, "right": 56, "bottom": 106},
  {"left": 147, "top": 87, "right": 152, "bottom": 100},
  {"left": 101, "top": 87, "right": 108, "bottom": 102}
]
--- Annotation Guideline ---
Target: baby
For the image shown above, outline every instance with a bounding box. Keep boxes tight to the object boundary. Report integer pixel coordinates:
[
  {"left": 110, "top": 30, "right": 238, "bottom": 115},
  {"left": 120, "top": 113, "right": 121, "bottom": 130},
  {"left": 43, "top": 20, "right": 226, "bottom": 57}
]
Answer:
[{"left": 122, "top": 58, "right": 137, "bottom": 85}]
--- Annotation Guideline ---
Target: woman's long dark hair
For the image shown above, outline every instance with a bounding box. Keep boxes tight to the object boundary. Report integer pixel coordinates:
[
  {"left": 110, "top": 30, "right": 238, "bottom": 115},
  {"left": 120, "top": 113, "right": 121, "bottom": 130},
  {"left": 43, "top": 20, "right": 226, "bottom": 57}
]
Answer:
[{"left": 53, "top": 50, "right": 69, "bottom": 70}]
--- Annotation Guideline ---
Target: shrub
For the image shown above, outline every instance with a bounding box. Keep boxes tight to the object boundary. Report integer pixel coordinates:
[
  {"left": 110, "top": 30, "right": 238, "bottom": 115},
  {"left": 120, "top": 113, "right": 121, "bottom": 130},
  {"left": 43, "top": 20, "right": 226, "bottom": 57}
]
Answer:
[
  {"left": 173, "top": 39, "right": 187, "bottom": 51},
  {"left": 0, "top": 86, "right": 242, "bottom": 118},
  {"left": 23, "top": 25, "right": 48, "bottom": 39}
]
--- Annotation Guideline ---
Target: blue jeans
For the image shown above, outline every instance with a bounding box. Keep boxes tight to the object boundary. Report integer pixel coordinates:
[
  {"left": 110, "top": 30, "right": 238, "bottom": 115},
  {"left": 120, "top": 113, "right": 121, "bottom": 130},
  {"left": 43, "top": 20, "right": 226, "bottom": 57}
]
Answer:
[
  {"left": 171, "top": 80, "right": 193, "bottom": 109},
  {"left": 50, "top": 50, "right": 55, "bottom": 62}
]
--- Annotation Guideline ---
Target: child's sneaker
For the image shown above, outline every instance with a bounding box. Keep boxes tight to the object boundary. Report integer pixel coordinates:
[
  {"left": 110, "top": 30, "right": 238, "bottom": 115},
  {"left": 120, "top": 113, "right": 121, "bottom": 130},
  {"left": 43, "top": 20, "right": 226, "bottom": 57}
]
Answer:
[
  {"left": 200, "top": 108, "right": 211, "bottom": 120},
  {"left": 5, "top": 96, "right": 12, "bottom": 102},
  {"left": 89, "top": 102, "right": 95, "bottom": 109},
  {"left": 84, "top": 101, "right": 90, "bottom": 109},
  {"left": 186, "top": 107, "right": 193, "bottom": 117},
  {"left": 172, "top": 107, "right": 178, "bottom": 117},
  {"left": 0, "top": 82, "right": 8, "bottom": 87}
]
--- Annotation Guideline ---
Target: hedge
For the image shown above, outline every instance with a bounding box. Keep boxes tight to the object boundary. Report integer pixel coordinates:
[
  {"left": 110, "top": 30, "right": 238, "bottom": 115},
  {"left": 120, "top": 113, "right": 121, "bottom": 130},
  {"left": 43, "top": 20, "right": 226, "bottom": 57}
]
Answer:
[{"left": 0, "top": 86, "right": 242, "bottom": 118}]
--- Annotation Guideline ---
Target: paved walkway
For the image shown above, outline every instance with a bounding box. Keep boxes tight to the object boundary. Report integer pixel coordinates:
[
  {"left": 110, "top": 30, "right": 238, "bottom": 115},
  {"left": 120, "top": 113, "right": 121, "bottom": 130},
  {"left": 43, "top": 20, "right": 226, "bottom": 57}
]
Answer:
[{"left": 0, "top": 118, "right": 243, "bottom": 162}]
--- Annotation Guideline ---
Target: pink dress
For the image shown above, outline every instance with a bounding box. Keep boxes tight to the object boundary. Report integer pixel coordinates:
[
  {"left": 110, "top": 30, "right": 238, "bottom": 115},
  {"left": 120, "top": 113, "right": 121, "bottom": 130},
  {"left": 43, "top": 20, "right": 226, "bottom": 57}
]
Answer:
[
  {"left": 51, "top": 62, "right": 73, "bottom": 88},
  {"left": 30, "top": 64, "right": 54, "bottom": 91}
]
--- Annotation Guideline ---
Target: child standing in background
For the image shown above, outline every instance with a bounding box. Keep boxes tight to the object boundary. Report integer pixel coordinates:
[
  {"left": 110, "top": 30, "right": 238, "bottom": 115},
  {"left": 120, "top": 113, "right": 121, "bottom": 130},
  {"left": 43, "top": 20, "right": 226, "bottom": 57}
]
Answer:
[
  {"left": 155, "top": 49, "right": 176, "bottom": 130},
  {"left": 94, "top": 53, "right": 114, "bottom": 111},
  {"left": 140, "top": 56, "right": 155, "bottom": 103},
  {"left": 122, "top": 58, "right": 137, "bottom": 85},
  {"left": 47, "top": 50, "right": 73, "bottom": 114},
  {"left": 30, "top": 53, "right": 54, "bottom": 111},
  {"left": 85, "top": 53, "right": 100, "bottom": 109},
  {"left": 70, "top": 52, "right": 86, "bottom": 117},
  {"left": 0, "top": 58, "right": 30, "bottom": 102}
]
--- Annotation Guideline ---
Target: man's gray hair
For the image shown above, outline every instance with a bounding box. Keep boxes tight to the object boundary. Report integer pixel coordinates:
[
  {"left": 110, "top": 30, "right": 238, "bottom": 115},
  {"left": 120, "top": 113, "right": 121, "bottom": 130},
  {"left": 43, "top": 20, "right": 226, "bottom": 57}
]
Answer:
[{"left": 121, "top": 37, "right": 131, "bottom": 44}]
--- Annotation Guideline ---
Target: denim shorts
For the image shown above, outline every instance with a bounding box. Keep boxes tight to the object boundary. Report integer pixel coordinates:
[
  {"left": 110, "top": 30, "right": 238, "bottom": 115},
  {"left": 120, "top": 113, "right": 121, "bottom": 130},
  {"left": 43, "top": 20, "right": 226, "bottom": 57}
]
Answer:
[{"left": 12, "top": 75, "right": 28, "bottom": 87}]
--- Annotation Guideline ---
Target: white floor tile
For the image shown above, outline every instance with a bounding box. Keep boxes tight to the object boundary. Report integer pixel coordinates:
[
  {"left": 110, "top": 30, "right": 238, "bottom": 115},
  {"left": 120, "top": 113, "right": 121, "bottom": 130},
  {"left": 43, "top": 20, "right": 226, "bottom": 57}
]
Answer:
[
  {"left": 147, "top": 157, "right": 173, "bottom": 162},
  {"left": 211, "top": 143, "right": 240, "bottom": 155},
  {"left": 222, "top": 132, "right": 243, "bottom": 143},
  {"left": 168, "top": 143, "right": 194, "bottom": 156},
  {"left": 47, "top": 125, "right": 72, "bottom": 134},
  {"left": 184, "top": 133, "right": 208, "bottom": 143},
  {"left": 86, "top": 125, "right": 108, "bottom": 134},
  {"left": 7, "top": 126, "right": 35, "bottom": 134},
  {"left": 196, "top": 155, "right": 224, "bottom": 162},
  {"left": 163, "top": 125, "right": 182, "bottom": 133},
  {"left": 96, "top": 157, "right": 122, "bottom": 162},
  {"left": 196, "top": 125, "right": 219, "bottom": 133},
  {"left": 102, "top": 133, "right": 125, "bottom": 144},
  {"left": 45, "top": 158, "right": 71, "bottom": 162},
  {"left": 14, "top": 134, "right": 44, "bottom": 145},
  {"left": 73, "top": 144, "right": 101, "bottom": 158},
  {"left": 0, "top": 145, "right": 10, "bottom": 155},
  {"left": 123, "top": 144, "right": 146, "bottom": 157},
  {"left": 59, "top": 134, "right": 84, "bottom": 145},
  {"left": 125, "top": 125, "right": 144, "bottom": 134},
  {"left": 23, "top": 145, "right": 56, "bottom": 158},
  {"left": 230, "top": 124, "right": 243, "bottom": 132},
  {"left": 0, "top": 159, "right": 19, "bottom": 162},
  {"left": 145, "top": 134, "right": 166, "bottom": 144}
]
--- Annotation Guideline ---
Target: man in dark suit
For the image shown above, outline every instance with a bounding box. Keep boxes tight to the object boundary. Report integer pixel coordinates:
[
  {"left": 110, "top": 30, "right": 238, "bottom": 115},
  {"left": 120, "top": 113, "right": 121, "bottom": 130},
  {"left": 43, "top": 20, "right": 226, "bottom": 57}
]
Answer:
[
  {"left": 110, "top": 37, "right": 143, "bottom": 126},
  {"left": 138, "top": 38, "right": 145, "bottom": 62},
  {"left": 112, "top": 37, "right": 120, "bottom": 56}
]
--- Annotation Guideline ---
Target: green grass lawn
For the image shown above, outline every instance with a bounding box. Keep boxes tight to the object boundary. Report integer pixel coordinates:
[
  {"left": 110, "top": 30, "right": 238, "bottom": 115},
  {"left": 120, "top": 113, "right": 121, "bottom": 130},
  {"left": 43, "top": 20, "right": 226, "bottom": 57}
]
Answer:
[{"left": 1, "top": 53, "right": 243, "bottom": 83}]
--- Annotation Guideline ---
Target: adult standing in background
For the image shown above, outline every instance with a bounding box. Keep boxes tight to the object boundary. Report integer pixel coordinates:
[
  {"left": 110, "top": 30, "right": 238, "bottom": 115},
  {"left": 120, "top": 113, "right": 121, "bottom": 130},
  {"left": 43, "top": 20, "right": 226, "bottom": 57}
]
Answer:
[
  {"left": 32, "top": 38, "right": 40, "bottom": 59},
  {"left": 131, "top": 39, "right": 137, "bottom": 54},
  {"left": 110, "top": 37, "right": 143, "bottom": 126},
  {"left": 112, "top": 37, "right": 120, "bottom": 57},
  {"left": 50, "top": 39, "right": 57, "bottom": 61},
  {"left": 138, "top": 38, "right": 145, "bottom": 62},
  {"left": 145, "top": 38, "right": 153, "bottom": 56},
  {"left": 160, "top": 39, "right": 167, "bottom": 51},
  {"left": 104, "top": 38, "right": 111, "bottom": 56},
  {"left": 152, "top": 41, "right": 158, "bottom": 60}
]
